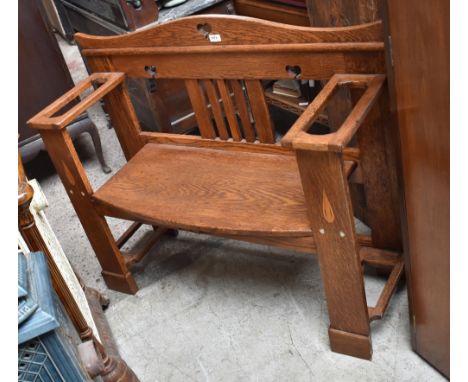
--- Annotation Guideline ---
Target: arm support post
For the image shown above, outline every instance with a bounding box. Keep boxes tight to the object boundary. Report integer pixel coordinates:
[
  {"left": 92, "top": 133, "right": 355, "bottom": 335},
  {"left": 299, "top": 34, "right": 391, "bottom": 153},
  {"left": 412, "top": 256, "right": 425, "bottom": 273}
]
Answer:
[{"left": 285, "top": 73, "right": 387, "bottom": 359}]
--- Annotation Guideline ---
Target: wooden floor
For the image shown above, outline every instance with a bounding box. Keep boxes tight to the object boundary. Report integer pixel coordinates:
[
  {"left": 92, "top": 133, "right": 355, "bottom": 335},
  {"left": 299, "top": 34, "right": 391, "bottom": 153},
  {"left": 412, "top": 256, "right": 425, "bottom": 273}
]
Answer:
[{"left": 92, "top": 143, "right": 354, "bottom": 236}]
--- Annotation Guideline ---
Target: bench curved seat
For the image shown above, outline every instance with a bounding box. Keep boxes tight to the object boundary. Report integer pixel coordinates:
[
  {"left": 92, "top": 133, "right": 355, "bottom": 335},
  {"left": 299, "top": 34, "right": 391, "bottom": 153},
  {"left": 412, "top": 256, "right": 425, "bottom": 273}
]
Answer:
[{"left": 92, "top": 143, "right": 354, "bottom": 236}]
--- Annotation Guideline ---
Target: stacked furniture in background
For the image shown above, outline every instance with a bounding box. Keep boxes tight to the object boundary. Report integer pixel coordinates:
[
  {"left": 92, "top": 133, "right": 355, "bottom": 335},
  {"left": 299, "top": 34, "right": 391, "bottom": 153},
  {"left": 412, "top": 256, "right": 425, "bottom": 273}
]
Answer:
[
  {"left": 53, "top": 0, "right": 159, "bottom": 38},
  {"left": 19, "top": 0, "right": 110, "bottom": 173},
  {"left": 233, "top": 0, "right": 309, "bottom": 26},
  {"left": 51, "top": 0, "right": 236, "bottom": 136}
]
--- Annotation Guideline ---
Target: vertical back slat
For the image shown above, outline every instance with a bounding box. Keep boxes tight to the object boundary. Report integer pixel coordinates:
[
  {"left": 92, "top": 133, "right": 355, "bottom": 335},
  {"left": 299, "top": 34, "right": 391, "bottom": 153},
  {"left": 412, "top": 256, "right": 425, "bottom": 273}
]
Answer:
[
  {"left": 244, "top": 80, "right": 275, "bottom": 143},
  {"left": 185, "top": 79, "right": 216, "bottom": 139},
  {"left": 203, "top": 80, "right": 229, "bottom": 140},
  {"left": 230, "top": 80, "right": 256, "bottom": 142},
  {"left": 216, "top": 80, "right": 242, "bottom": 141}
]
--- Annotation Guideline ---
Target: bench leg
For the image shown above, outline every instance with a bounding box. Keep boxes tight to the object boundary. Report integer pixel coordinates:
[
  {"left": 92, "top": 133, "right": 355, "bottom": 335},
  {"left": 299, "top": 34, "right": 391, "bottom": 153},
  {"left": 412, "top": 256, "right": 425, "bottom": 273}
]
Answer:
[
  {"left": 41, "top": 129, "right": 138, "bottom": 295},
  {"left": 71, "top": 210, "right": 138, "bottom": 294},
  {"left": 296, "top": 150, "right": 371, "bottom": 359}
]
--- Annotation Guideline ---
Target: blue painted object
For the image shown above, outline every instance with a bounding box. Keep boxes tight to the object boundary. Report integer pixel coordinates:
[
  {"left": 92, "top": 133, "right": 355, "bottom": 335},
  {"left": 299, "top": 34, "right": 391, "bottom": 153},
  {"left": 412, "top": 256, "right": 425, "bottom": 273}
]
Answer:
[
  {"left": 18, "top": 252, "right": 90, "bottom": 382},
  {"left": 18, "top": 298, "right": 38, "bottom": 326},
  {"left": 18, "top": 252, "right": 28, "bottom": 298},
  {"left": 18, "top": 253, "right": 38, "bottom": 325},
  {"left": 18, "top": 252, "right": 59, "bottom": 344}
]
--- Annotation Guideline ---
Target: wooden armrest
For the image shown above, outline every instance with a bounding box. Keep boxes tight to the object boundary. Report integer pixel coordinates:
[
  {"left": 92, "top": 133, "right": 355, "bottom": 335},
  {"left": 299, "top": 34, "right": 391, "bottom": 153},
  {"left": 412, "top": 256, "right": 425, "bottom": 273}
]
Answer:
[
  {"left": 27, "top": 72, "right": 126, "bottom": 130},
  {"left": 281, "top": 73, "right": 386, "bottom": 152}
]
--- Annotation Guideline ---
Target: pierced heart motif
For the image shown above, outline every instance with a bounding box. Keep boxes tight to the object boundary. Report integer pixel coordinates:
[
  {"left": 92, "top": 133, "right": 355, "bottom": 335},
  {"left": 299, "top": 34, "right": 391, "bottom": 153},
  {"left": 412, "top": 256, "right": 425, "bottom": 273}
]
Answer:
[{"left": 322, "top": 189, "right": 335, "bottom": 223}]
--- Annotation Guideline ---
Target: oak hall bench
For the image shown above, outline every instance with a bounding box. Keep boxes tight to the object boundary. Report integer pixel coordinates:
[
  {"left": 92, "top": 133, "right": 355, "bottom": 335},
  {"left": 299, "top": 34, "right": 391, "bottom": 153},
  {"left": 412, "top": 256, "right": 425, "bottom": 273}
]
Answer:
[{"left": 28, "top": 15, "right": 404, "bottom": 360}]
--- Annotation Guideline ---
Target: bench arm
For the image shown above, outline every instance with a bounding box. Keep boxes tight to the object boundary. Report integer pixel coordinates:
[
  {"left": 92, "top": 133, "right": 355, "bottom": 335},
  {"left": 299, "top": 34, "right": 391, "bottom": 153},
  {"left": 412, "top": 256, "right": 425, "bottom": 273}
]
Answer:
[
  {"left": 27, "top": 72, "right": 126, "bottom": 130},
  {"left": 281, "top": 73, "right": 386, "bottom": 152}
]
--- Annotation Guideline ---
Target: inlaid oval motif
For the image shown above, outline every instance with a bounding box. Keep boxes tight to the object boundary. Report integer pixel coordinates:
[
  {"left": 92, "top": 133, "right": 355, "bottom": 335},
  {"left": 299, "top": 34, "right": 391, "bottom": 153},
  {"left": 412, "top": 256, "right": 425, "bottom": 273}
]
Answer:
[{"left": 322, "top": 189, "right": 335, "bottom": 223}]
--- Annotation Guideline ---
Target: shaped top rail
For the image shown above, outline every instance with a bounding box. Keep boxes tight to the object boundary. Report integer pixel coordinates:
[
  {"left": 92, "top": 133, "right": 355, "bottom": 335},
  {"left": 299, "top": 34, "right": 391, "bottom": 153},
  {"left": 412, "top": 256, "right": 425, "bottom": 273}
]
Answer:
[{"left": 75, "top": 15, "right": 384, "bottom": 50}]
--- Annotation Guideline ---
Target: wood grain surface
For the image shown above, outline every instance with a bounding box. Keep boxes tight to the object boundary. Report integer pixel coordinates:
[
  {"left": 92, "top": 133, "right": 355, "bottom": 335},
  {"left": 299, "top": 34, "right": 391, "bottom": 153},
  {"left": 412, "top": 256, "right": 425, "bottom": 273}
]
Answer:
[
  {"left": 384, "top": 0, "right": 449, "bottom": 376},
  {"left": 92, "top": 143, "right": 355, "bottom": 236},
  {"left": 75, "top": 15, "right": 383, "bottom": 48},
  {"left": 27, "top": 13, "right": 405, "bottom": 359}
]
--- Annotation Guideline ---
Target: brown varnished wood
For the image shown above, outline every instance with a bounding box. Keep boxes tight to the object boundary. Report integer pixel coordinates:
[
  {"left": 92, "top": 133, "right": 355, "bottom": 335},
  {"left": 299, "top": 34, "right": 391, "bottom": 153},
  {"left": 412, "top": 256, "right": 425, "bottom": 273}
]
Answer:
[
  {"left": 282, "top": 73, "right": 385, "bottom": 151},
  {"left": 27, "top": 14, "right": 403, "bottom": 360},
  {"left": 75, "top": 15, "right": 383, "bottom": 48},
  {"left": 116, "top": 222, "right": 143, "bottom": 248},
  {"left": 221, "top": 233, "right": 373, "bottom": 254},
  {"left": 140, "top": 131, "right": 293, "bottom": 155},
  {"left": 359, "top": 246, "right": 401, "bottom": 269},
  {"left": 305, "top": 1, "right": 383, "bottom": 136},
  {"left": 93, "top": 143, "right": 354, "bottom": 236},
  {"left": 230, "top": 80, "right": 256, "bottom": 142},
  {"left": 202, "top": 80, "right": 229, "bottom": 139},
  {"left": 384, "top": 0, "right": 449, "bottom": 376},
  {"left": 122, "top": 227, "right": 168, "bottom": 267},
  {"left": 89, "top": 51, "right": 384, "bottom": 81},
  {"left": 244, "top": 80, "right": 275, "bottom": 143},
  {"left": 84, "top": 290, "right": 140, "bottom": 382},
  {"left": 119, "top": 0, "right": 158, "bottom": 31},
  {"left": 306, "top": 1, "right": 383, "bottom": 231},
  {"left": 38, "top": 129, "right": 137, "bottom": 294},
  {"left": 306, "top": 0, "right": 381, "bottom": 27},
  {"left": 98, "top": 80, "right": 145, "bottom": 160},
  {"left": 82, "top": 42, "right": 384, "bottom": 56},
  {"left": 28, "top": 71, "right": 144, "bottom": 161},
  {"left": 27, "top": 72, "right": 125, "bottom": 130},
  {"left": 139, "top": 131, "right": 361, "bottom": 161},
  {"left": 216, "top": 80, "right": 242, "bottom": 141},
  {"left": 19, "top": 0, "right": 78, "bottom": 142},
  {"left": 359, "top": 240, "right": 405, "bottom": 325},
  {"left": 282, "top": 73, "right": 341, "bottom": 147},
  {"left": 75, "top": 16, "right": 385, "bottom": 82},
  {"left": 234, "top": 0, "right": 309, "bottom": 27},
  {"left": 26, "top": 70, "right": 169, "bottom": 293},
  {"left": 185, "top": 79, "right": 217, "bottom": 138},
  {"left": 353, "top": 84, "right": 402, "bottom": 249},
  {"left": 296, "top": 149, "right": 370, "bottom": 347},
  {"left": 328, "top": 328, "right": 372, "bottom": 360},
  {"left": 368, "top": 258, "right": 404, "bottom": 321}
]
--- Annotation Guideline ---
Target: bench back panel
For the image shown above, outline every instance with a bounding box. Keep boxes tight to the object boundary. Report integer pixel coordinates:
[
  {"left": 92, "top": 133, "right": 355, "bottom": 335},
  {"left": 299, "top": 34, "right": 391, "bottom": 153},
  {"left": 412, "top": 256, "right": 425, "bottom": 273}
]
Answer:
[{"left": 76, "top": 15, "right": 385, "bottom": 143}]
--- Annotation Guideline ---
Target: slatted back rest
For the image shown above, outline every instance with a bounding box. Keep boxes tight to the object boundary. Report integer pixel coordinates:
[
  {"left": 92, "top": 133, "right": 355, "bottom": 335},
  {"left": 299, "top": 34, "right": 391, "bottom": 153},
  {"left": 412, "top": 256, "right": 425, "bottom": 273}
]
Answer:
[
  {"left": 75, "top": 15, "right": 385, "bottom": 144},
  {"left": 185, "top": 78, "right": 274, "bottom": 142}
]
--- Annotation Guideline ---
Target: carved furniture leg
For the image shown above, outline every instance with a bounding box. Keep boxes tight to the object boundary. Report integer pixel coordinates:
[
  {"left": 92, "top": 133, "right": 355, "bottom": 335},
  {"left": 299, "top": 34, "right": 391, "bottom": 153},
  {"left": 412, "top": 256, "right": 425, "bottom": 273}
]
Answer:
[
  {"left": 85, "top": 288, "right": 139, "bottom": 382},
  {"left": 20, "top": 114, "right": 112, "bottom": 174},
  {"left": 296, "top": 150, "right": 372, "bottom": 359},
  {"left": 66, "top": 114, "right": 112, "bottom": 174},
  {"left": 72, "top": 263, "right": 111, "bottom": 309},
  {"left": 84, "top": 121, "right": 112, "bottom": 174}
]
